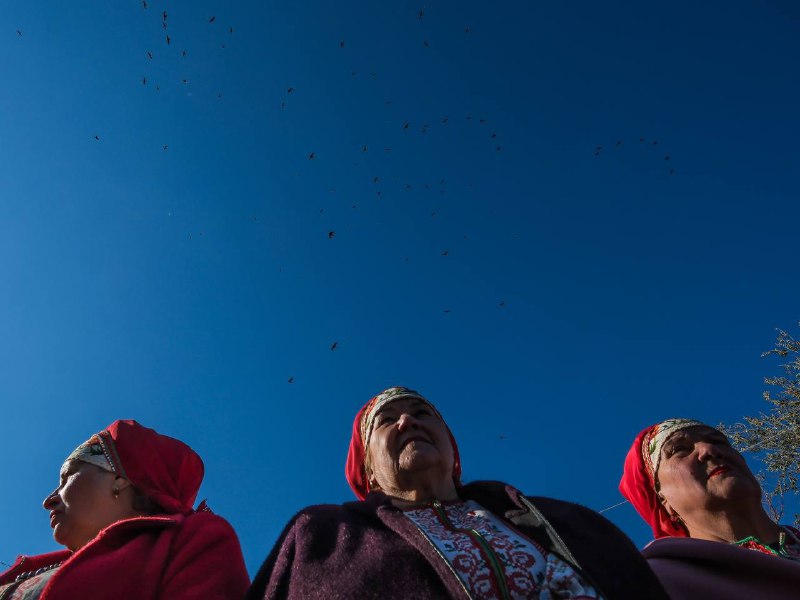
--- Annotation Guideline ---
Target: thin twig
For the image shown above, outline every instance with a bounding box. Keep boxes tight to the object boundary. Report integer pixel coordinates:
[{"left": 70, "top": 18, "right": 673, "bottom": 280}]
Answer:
[{"left": 598, "top": 499, "right": 629, "bottom": 513}]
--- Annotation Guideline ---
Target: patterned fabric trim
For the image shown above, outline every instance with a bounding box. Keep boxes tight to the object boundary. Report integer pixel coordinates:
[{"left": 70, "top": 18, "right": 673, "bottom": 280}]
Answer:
[
  {"left": 65, "top": 434, "right": 114, "bottom": 473},
  {"left": 403, "top": 499, "right": 603, "bottom": 600},
  {"left": 97, "top": 429, "right": 127, "bottom": 478},
  {"left": 0, "top": 564, "right": 59, "bottom": 600},
  {"left": 734, "top": 525, "right": 800, "bottom": 561}
]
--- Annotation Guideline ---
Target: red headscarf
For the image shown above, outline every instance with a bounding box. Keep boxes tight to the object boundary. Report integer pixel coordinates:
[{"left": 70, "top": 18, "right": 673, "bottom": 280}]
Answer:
[
  {"left": 619, "top": 423, "right": 690, "bottom": 539},
  {"left": 95, "top": 420, "right": 204, "bottom": 515},
  {"left": 345, "top": 387, "right": 462, "bottom": 500}
]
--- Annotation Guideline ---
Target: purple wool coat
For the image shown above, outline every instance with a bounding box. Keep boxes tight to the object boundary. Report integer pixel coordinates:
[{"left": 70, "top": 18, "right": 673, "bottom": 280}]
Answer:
[
  {"left": 643, "top": 535, "right": 800, "bottom": 599},
  {"left": 247, "top": 481, "right": 668, "bottom": 600}
]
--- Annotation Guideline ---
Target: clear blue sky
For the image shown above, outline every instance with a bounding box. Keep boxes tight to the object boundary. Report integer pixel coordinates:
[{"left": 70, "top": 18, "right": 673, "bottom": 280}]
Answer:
[{"left": 2, "top": 0, "right": 799, "bottom": 576}]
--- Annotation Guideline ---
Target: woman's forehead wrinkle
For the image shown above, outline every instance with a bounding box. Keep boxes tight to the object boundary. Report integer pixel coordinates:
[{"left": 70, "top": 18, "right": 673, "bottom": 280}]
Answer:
[
  {"left": 664, "top": 427, "right": 726, "bottom": 452},
  {"left": 686, "top": 426, "right": 723, "bottom": 442},
  {"left": 402, "top": 398, "right": 428, "bottom": 410},
  {"left": 670, "top": 430, "right": 692, "bottom": 442},
  {"left": 378, "top": 397, "right": 423, "bottom": 415},
  {"left": 667, "top": 425, "right": 711, "bottom": 442}
]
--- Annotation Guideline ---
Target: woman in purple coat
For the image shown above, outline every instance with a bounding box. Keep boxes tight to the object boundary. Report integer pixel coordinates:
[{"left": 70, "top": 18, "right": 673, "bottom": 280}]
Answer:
[
  {"left": 620, "top": 418, "right": 800, "bottom": 599},
  {"left": 247, "top": 386, "right": 667, "bottom": 600}
]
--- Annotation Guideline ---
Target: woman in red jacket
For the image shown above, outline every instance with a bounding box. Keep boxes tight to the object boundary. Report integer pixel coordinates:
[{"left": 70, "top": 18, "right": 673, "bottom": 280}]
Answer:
[{"left": 0, "top": 420, "right": 249, "bottom": 600}]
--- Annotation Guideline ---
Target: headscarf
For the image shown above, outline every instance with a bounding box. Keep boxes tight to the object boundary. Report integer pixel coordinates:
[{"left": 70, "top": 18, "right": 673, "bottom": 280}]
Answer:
[
  {"left": 345, "top": 386, "right": 462, "bottom": 500},
  {"left": 619, "top": 418, "right": 705, "bottom": 539},
  {"left": 66, "top": 434, "right": 116, "bottom": 473},
  {"left": 66, "top": 420, "right": 204, "bottom": 515}
]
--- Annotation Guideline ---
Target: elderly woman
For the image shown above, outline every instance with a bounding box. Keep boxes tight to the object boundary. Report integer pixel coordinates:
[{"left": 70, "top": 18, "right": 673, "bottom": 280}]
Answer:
[
  {"left": 620, "top": 418, "right": 800, "bottom": 599},
  {"left": 0, "top": 419, "right": 249, "bottom": 600},
  {"left": 247, "top": 386, "right": 667, "bottom": 599}
]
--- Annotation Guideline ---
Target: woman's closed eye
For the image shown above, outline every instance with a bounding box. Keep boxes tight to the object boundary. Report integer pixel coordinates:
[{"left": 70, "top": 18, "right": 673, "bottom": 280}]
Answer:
[
  {"left": 666, "top": 444, "right": 690, "bottom": 457},
  {"left": 375, "top": 415, "right": 396, "bottom": 427}
]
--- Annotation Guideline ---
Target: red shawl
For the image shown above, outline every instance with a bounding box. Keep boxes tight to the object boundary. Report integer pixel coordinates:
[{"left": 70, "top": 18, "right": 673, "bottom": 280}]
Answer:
[
  {"left": 99, "top": 420, "right": 203, "bottom": 514},
  {"left": 619, "top": 425, "right": 688, "bottom": 539}
]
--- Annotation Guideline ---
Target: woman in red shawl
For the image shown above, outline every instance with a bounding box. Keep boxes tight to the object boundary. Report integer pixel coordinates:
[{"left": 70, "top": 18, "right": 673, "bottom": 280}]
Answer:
[
  {"left": 247, "top": 386, "right": 668, "bottom": 600},
  {"left": 620, "top": 418, "right": 800, "bottom": 599},
  {"left": 0, "top": 420, "right": 249, "bottom": 600}
]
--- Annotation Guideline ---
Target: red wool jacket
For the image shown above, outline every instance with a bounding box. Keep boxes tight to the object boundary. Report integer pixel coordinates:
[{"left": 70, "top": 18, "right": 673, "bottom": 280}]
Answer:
[{"left": 0, "top": 511, "right": 249, "bottom": 600}]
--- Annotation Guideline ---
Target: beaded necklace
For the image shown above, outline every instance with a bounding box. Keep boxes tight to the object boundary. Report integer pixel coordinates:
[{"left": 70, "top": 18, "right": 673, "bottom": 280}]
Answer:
[
  {"left": 734, "top": 526, "right": 800, "bottom": 559},
  {"left": 0, "top": 562, "right": 62, "bottom": 600},
  {"left": 13, "top": 561, "right": 62, "bottom": 583}
]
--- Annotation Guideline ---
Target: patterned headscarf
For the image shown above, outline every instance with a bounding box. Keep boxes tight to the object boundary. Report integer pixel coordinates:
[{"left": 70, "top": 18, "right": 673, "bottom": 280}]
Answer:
[
  {"left": 619, "top": 418, "right": 705, "bottom": 539},
  {"left": 345, "top": 386, "right": 462, "bottom": 500},
  {"left": 66, "top": 434, "right": 117, "bottom": 474},
  {"left": 65, "top": 420, "right": 205, "bottom": 515}
]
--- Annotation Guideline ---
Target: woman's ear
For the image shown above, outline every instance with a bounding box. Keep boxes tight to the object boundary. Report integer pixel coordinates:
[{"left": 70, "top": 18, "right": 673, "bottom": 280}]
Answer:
[
  {"left": 113, "top": 476, "right": 134, "bottom": 493},
  {"left": 366, "top": 468, "right": 379, "bottom": 490},
  {"left": 657, "top": 491, "right": 680, "bottom": 520}
]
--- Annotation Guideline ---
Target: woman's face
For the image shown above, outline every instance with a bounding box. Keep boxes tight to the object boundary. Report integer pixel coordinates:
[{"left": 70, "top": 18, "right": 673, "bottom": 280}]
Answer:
[
  {"left": 366, "top": 398, "right": 454, "bottom": 492},
  {"left": 656, "top": 426, "right": 762, "bottom": 524},
  {"left": 43, "top": 460, "right": 132, "bottom": 550}
]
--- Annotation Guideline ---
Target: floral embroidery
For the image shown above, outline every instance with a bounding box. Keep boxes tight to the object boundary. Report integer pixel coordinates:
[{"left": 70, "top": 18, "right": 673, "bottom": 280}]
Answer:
[
  {"left": 404, "top": 500, "right": 602, "bottom": 599},
  {"left": 735, "top": 525, "right": 800, "bottom": 560}
]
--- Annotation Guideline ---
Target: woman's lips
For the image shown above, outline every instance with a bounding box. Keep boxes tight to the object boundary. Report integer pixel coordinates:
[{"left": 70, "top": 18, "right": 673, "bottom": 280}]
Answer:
[
  {"left": 400, "top": 436, "right": 430, "bottom": 449},
  {"left": 49, "top": 512, "right": 62, "bottom": 528},
  {"left": 708, "top": 466, "right": 731, "bottom": 479}
]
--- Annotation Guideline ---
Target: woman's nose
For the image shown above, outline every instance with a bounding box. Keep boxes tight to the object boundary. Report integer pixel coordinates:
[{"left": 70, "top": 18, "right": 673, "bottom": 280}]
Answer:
[
  {"left": 397, "top": 413, "right": 420, "bottom": 430},
  {"left": 695, "top": 441, "right": 721, "bottom": 460},
  {"left": 43, "top": 489, "right": 60, "bottom": 510}
]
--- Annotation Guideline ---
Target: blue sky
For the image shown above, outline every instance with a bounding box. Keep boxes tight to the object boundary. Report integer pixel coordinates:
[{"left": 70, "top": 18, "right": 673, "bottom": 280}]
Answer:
[{"left": 1, "top": 0, "right": 799, "bottom": 575}]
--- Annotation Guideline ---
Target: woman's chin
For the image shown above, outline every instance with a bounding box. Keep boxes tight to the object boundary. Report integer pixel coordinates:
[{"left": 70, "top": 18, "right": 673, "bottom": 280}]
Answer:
[
  {"left": 399, "top": 454, "right": 445, "bottom": 476},
  {"left": 52, "top": 526, "right": 77, "bottom": 550},
  {"left": 52, "top": 529, "right": 67, "bottom": 547}
]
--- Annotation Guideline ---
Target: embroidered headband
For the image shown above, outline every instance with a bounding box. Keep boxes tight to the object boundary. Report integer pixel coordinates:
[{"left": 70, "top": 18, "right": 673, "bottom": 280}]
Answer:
[{"left": 65, "top": 432, "right": 127, "bottom": 477}]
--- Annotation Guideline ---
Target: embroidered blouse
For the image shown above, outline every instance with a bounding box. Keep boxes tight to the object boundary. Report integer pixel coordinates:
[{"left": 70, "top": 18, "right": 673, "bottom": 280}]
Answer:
[
  {"left": 0, "top": 564, "right": 59, "bottom": 600},
  {"left": 734, "top": 525, "right": 800, "bottom": 560},
  {"left": 403, "top": 499, "right": 603, "bottom": 599}
]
